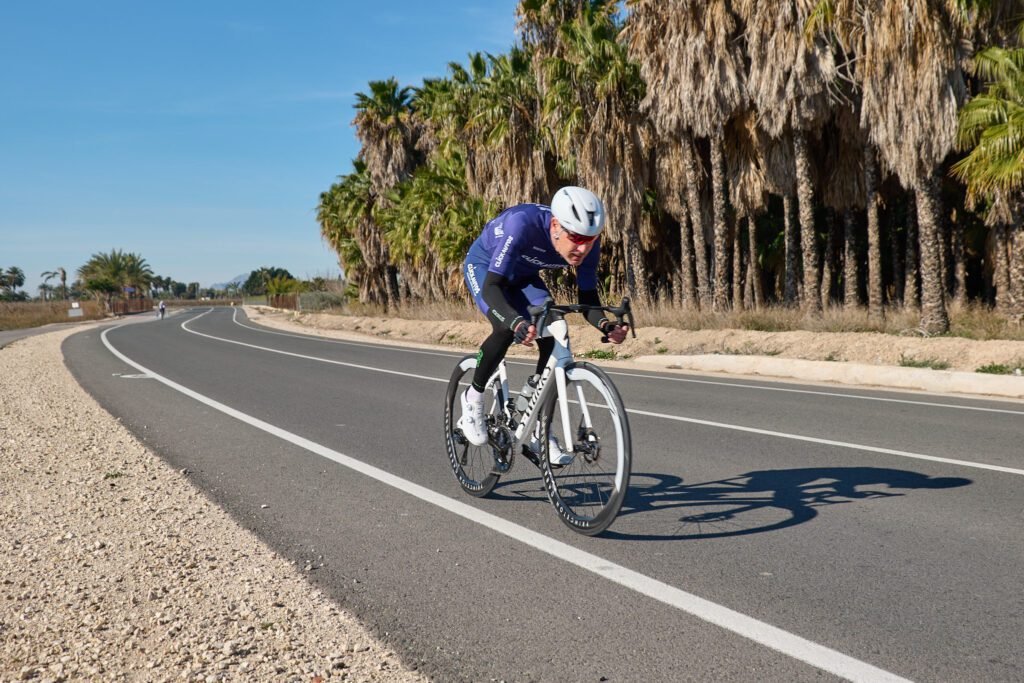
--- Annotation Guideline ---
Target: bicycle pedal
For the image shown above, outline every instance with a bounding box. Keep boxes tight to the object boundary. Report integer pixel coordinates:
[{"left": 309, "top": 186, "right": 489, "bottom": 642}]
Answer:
[
  {"left": 491, "top": 458, "right": 512, "bottom": 475},
  {"left": 521, "top": 445, "right": 541, "bottom": 467}
]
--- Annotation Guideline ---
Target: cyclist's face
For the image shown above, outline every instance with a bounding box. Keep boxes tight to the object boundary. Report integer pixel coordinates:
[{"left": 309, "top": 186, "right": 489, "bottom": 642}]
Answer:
[{"left": 550, "top": 218, "right": 596, "bottom": 266}]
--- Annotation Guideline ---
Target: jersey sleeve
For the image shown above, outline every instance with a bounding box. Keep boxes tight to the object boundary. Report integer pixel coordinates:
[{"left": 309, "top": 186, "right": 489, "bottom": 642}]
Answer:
[{"left": 575, "top": 238, "right": 601, "bottom": 290}]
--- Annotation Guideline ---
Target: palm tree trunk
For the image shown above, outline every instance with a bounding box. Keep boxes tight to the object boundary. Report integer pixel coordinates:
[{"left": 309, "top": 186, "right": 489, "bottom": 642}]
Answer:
[
  {"left": 843, "top": 210, "right": 859, "bottom": 307},
  {"left": 993, "top": 225, "right": 1011, "bottom": 314},
  {"left": 889, "top": 210, "right": 904, "bottom": 306},
  {"left": 710, "top": 135, "right": 731, "bottom": 312},
  {"left": 748, "top": 214, "right": 763, "bottom": 308},
  {"left": 951, "top": 219, "right": 967, "bottom": 307},
  {"left": 904, "top": 196, "right": 920, "bottom": 311},
  {"left": 914, "top": 169, "right": 950, "bottom": 335},
  {"left": 784, "top": 194, "right": 799, "bottom": 305},
  {"left": 623, "top": 225, "right": 648, "bottom": 304},
  {"left": 1009, "top": 223, "right": 1024, "bottom": 315},
  {"left": 679, "top": 206, "right": 698, "bottom": 307},
  {"left": 682, "top": 133, "right": 710, "bottom": 309},
  {"left": 820, "top": 209, "right": 836, "bottom": 309},
  {"left": 732, "top": 218, "right": 744, "bottom": 310},
  {"left": 865, "top": 149, "right": 884, "bottom": 320},
  {"left": 386, "top": 265, "right": 401, "bottom": 309},
  {"left": 794, "top": 130, "right": 820, "bottom": 315}
]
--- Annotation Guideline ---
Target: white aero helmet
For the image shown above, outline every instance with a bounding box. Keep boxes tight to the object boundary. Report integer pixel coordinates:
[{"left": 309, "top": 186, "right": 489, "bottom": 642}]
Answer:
[{"left": 550, "top": 186, "right": 605, "bottom": 237}]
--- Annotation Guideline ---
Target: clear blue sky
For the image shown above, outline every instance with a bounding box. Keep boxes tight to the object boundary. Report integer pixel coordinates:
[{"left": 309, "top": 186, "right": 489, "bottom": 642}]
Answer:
[{"left": 1, "top": 1, "right": 518, "bottom": 295}]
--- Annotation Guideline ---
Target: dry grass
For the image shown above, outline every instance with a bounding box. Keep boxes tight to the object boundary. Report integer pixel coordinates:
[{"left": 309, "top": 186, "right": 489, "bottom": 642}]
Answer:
[
  {"left": 0, "top": 300, "right": 106, "bottom": 331},
  {"left": 327, "top": 297, "right": 1024, "bottom": 341},
  {"left": 630, "top": 299, "right": 1024, "bottom": 340},
  {"left": 342, "top": 298, "right": 482, "bottom": 323}
]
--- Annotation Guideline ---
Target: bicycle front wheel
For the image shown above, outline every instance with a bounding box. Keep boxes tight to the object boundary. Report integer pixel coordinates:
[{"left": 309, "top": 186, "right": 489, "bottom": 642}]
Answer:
[
  {"left": 539, "top": 362, "right": 632, "bottom": 535},
  {"left": 444, "top": 355, "right": 505, "bottom": 497}
]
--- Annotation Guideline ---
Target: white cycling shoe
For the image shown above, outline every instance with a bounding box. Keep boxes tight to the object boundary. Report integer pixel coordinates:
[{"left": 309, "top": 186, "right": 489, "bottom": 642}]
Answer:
[
  {"left": 528, "top": 433, "right": 574, "bottom": 467},
  {"left": 457, "top": 390, "right": 489, "bottom": 446},
  {"left": 547, "top": 435, "right": 575, "bottom": 467}
]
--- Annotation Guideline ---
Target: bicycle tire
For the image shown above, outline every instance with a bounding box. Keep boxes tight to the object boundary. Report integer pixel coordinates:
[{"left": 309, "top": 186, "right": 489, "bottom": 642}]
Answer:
[
  {"left": 444, "top": 355, "right": 504, "bottom": 497},
  {"left": 539, "top": 361, "right": 632, "bottom": 535}
]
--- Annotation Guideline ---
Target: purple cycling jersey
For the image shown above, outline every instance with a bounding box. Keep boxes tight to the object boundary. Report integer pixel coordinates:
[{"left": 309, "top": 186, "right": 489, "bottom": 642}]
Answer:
[{"left": 465, "top": 203, "right": 600, "bottom": 290}]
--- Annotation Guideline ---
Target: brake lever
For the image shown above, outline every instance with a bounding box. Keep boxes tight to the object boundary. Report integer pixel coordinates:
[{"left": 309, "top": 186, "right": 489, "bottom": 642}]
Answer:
[{"left": 600, "top": 296, "right": 636, "bottom": 343}]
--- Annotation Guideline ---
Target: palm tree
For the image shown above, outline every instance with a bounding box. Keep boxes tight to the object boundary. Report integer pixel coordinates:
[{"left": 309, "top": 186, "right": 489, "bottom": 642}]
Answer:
[
  {"left": 78, "top": 250, "right": 152, "bottom": 304},
  {"left": 472, "top": 47, "right": 549, "bottom": 205},
  {"left": 817, "top": 0, "right": 985, "bottom": 334},
  {"left": 542, "top": 3, "right": 651, "bottom": 302},
  {"left": 953, "top": 27, "right": 1024, "bottom": 314},
  {"left": 41, "top": 268, "right": 68, "bottom": 301},
  {"left": 354, "top": 78, "right": 418, "bottom": 192},
  {"left": 626, "top": 1, "right": 708, "bottom": 308},
  {"left": 377, "top": 150, "right": 498, "bottom": 300},
  {"left": 627, "top": 0, "right": 747, "bottom": 311},
  {"left": 737, "top": 0, "right": 837, "bottom": 316},
  {"left": 353, "top": 77, "right": 420, "bottom": 306},
  {"left": 123, "top": 253, "right": 154, "bottom": 297},
  {"left": 3, "top": 266, "right": 26, "bottom": 298},
  {"left": 318, "top": 161, "right": 395, "bottom": 306}
]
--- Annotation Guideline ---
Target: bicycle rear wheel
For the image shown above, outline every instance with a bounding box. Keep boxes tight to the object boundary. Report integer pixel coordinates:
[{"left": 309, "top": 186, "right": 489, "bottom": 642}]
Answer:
[
  {"left": 539, "top": 361, "right": 631, "bottom": 535},
  {"left": 444, "top": 355, "right": 506, "bottom": 497}
]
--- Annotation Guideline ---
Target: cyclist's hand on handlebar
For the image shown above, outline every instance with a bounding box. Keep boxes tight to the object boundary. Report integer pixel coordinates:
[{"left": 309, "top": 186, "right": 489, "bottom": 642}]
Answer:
[
  {"left": 513, "top": 320, "right": 537, "bottom": 346},
  {"left": 602, "top": 321, "right": 629, "bottom": 344}
]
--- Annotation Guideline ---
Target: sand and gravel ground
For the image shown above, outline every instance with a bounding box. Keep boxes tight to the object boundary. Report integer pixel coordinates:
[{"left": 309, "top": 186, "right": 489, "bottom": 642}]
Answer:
[{"left": 0, "top": 328, "right": 428, "bottom": 683}]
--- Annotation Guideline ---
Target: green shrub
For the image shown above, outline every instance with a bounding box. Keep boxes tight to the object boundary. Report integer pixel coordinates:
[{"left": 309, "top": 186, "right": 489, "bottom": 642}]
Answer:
[{"left": 898, "top": 355, "right": 951, "bottom": 370}]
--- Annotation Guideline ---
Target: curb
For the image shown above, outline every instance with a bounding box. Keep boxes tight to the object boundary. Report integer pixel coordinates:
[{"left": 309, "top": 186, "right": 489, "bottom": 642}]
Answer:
[{"left": 634, "top": 354, "right": 1024, "bottom": 400}]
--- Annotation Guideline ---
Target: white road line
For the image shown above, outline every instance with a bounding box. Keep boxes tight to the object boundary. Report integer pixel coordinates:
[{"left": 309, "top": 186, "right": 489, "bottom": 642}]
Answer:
[
  {"left": 230, "top": 308, "right": 459, "bottom": 359},
  {"left": 630, "top": 408, "right": 1024, "bottom": 476},
  {"left": 100, "top": 324, "right": 912, "bottom": 683},
  {"left": 177, "top": 314, "right": 1024, "bottom": 478},
  {"left": 227, "top": 307, "right": 1023, "bottom": 416},
  {"left": 604, "top": 370, "right": 1024, "bottom": 416},
  {"left": 180, "top": 310, "right": 446, "bottom": 384}
]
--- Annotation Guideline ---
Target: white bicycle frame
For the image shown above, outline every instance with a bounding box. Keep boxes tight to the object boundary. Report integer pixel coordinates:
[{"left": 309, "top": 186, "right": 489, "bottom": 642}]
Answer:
[{"left": 490, "top": 316, "right": 580, "bottom": 453}]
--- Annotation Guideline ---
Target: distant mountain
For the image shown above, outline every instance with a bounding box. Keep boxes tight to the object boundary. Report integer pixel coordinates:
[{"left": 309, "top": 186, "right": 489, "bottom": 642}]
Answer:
[{"left": 209, "top": 273, "right": 248, "bottom": 291}]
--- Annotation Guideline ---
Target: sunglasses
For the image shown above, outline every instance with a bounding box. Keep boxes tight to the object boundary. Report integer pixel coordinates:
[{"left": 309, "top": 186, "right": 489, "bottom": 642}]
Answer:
[{"left": 562, "top": 229, "right": 597, "bottom": 245}]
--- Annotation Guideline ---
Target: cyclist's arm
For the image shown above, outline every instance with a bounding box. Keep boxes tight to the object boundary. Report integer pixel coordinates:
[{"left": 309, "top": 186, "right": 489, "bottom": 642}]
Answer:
[
  {"left": 578, "top": 288, "right": 609, "bottom": 331},
  {"left": 576, "top": 242, "right": 610, "bottom": 332}
]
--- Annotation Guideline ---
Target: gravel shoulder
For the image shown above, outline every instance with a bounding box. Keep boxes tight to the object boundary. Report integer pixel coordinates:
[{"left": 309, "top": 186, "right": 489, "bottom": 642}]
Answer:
[{"left": 1, "top": 327, "right": 428, "bottom": 683}]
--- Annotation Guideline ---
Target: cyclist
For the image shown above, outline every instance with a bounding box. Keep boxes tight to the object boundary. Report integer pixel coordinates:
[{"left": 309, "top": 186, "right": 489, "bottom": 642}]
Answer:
[
  {"left": 158, "top": 300, "right": 167, "bottom": 320},
  {"left": 458, "top": 186, "right": 629, "bottom": 460}
]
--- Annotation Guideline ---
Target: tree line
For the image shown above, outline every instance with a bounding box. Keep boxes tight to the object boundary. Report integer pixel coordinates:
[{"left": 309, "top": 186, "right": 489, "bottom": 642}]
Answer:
[
  {"left": 1, "top": 252, "right": 326, "bottom": 306},
  {"left": 317, "top": 0, "right": 1024, "bottom": 335}
]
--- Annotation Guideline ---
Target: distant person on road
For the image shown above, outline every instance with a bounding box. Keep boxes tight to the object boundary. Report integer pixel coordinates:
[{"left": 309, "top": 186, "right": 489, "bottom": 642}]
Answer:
[
  {"left": 457, "top": 186, "right": 628, "bottom": 458},
  {"left": 158, "top": 300, "right": 166, "bottom": 320}
]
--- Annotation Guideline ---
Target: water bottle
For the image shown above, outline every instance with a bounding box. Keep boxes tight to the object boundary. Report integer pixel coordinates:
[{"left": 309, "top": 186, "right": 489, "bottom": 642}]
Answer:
[{"left": 515, "top": 374, "right": 540, "bottom": 413}]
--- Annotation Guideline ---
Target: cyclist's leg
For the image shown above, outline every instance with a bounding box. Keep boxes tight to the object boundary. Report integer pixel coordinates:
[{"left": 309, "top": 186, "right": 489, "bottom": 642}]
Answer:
[{"left": 464, "top": 261, "right": 533, "bottom": 392}]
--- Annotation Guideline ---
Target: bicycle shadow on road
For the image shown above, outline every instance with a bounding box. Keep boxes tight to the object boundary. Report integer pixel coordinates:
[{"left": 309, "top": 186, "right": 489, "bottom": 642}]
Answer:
[{"left": 602, "top": 466, "right": 971, "bottom": 541}]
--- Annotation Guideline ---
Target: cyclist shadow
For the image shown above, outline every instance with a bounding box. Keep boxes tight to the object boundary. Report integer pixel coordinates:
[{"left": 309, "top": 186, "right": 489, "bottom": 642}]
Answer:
[{"left": 599, "top": 466, "right": 971, "bottom": 541}]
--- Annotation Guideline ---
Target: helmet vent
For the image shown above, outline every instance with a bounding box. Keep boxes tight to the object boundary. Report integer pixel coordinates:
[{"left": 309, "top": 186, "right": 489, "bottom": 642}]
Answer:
[{"left": 571, "top": 204, "right": 582, "bottom": 222}]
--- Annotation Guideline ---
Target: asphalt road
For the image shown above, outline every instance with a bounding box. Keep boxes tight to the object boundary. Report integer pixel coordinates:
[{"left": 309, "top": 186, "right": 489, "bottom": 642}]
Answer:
[{"left": 63, "top": 306, "right": 1024, "bottom": 682}]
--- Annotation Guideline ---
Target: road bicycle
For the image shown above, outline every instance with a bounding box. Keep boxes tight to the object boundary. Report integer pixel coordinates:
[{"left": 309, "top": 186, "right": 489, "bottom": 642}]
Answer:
[{"left": 443, "top": 298, "right": 635, "bottom": 536}]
